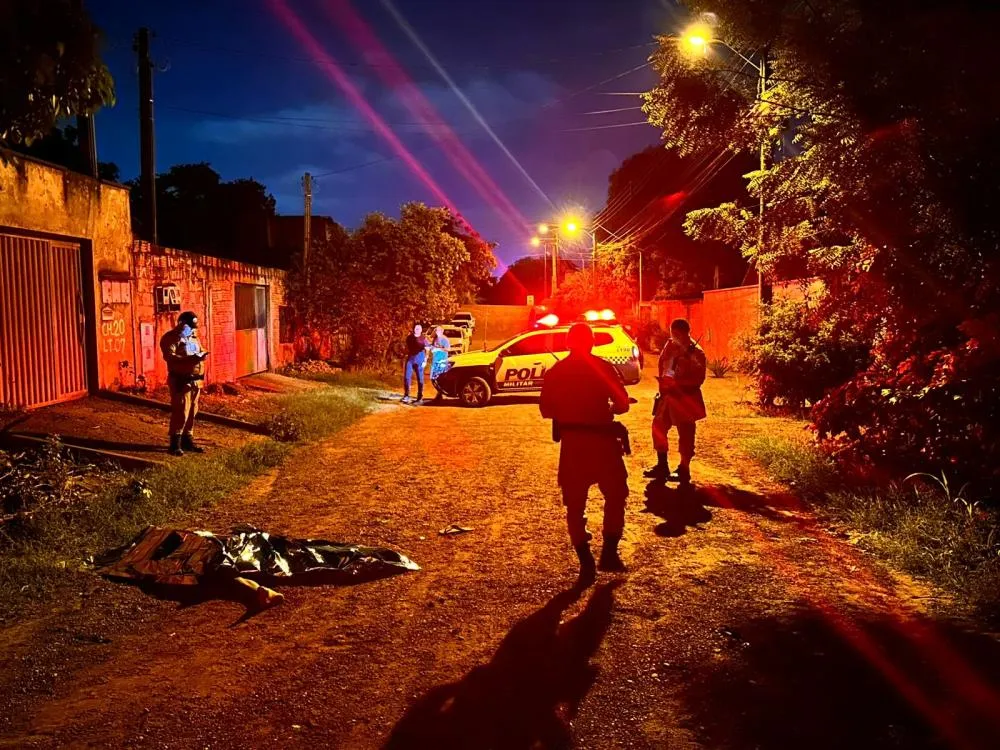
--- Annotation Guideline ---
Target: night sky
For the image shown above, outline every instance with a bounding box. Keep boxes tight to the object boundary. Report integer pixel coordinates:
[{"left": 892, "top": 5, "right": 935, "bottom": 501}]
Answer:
[{"left": 88, "top": 0, "right": 685, "bottom": 268}]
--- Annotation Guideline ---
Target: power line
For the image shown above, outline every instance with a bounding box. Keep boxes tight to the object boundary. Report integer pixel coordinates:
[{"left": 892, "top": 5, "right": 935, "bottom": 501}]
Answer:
[
  {"left": 561, "top": 121, "right": 652, "bottom": 132},
  {"left": 581, "top": 106, "right": 644, "bottom": 115}
]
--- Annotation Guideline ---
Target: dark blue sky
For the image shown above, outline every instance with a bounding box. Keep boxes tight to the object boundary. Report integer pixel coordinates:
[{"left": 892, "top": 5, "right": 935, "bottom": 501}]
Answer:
[{"left": 88, "top": 0, "right": 685, "bottom": 267}]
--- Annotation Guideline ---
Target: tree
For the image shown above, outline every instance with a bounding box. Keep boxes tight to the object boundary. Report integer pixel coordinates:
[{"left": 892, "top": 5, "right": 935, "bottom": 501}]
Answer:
[
  {"left": 286, "top": 202, "right": 490, "bottom": 365},
  {"left": 444, "top": 216, "right": 498, "bottom": 304},
  {"left": 599, "top": 145, "right": 754, "bottom": 298},
  {"left": 0, "top": 0, "right": 115, "bottom": 147},
  {"left": 129, "top": 163, "right": 278, "bottom": 265},
  {"left": 548, "top": 267, "right": 635, "bottom": 322},
  {"left": 9, "top": 122, "right": 119, "bottom": 179},
  {"left": 644, "top": 1, "right": 1000, "bottom": 487}
]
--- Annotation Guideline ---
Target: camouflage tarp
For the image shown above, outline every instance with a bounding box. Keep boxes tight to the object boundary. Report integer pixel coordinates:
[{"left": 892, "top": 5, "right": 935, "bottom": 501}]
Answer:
[{"left": 93, "top": 524, "right": 419, "bottom": 587}]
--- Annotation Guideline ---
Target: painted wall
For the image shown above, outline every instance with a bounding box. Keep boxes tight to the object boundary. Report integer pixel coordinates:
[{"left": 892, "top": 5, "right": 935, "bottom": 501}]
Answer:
[
  {"left": 0, "top": 153, "right": 134, "bottom": 390},
  {"left": 132, "top": 242, "right": 294, "bottom": 388}
]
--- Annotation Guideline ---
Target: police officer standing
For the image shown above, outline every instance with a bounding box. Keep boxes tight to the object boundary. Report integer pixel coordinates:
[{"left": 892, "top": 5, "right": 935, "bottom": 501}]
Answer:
[
  {"left": 540, "top": 323, "right": 631, "bottom": 584},
  {"left": 644, "top": 318, "right": 707, "bottom": 484},
  {"left": 160, "top": 311, "right": 209, "bottom": 456}
]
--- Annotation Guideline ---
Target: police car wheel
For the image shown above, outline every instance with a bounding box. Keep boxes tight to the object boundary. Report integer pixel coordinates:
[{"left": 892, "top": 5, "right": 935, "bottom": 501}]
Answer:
[{"left": 459, "top": 376, "right": 491, "bottom": 407}]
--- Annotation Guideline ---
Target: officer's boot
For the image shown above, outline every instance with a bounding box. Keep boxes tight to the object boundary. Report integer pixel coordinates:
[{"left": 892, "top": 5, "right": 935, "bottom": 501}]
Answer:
[
  {"left": 669, "top": 463, "right": 692, "bottom": 485},
  {"left": 180, "top": 433, "right": 204, "bottom": 454},
  {"left": 643, "top": 451, "right": 670, "bottom": 479},
  {"left": 574, "top": 543, "right": 597, "bottom": 587},
  {"left": 598, "top": 536, "right": 627, "bottom": 573},
  {"left": 168, "top": 435, "right": 184, "bottom": 457}
]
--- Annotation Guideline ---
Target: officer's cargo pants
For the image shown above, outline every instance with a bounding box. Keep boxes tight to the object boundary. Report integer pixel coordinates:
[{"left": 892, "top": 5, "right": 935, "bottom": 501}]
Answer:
[
  {"left": 558, "top": 431, "right": 629, "bottom": 546},
  {"left": 169, "top": 376, "right": 201, "bottom": 436},
  {"left": 652, "top": 402, "right": 696, "bottom": 465}
]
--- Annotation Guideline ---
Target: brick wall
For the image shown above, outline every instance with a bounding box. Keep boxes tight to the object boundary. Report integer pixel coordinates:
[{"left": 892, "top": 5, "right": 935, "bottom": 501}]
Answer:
[
  {"left": 132, "top": 241, "right": 293, "bottom": 388},
  {"left": 650, "top": 279, "right": 822, "bottom": 362}
]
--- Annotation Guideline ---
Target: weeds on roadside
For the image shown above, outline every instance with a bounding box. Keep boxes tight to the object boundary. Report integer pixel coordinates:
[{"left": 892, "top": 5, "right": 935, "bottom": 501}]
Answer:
[
  {"left": 0, "top": 385, "right": 376, "bottom": 613},
  {"left": 708, "top": 357, "right": 732, "bottom": 378},
  {"left": 743, "top": 436, "right": 1000, "bottom": 620},
  {"left": 296, "top": 369, "right": 398, "bottom": 391}
]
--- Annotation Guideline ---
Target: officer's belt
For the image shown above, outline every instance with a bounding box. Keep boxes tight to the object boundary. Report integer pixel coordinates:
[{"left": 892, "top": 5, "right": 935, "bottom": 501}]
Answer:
[{"left": 553, "top": 420, "right": 631, "bottom": 455}]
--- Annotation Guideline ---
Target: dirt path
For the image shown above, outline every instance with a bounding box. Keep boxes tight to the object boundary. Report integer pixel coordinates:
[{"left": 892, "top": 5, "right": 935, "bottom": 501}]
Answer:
[{"left": 3, "top": 372, "right": 1000, "bottom": 749}]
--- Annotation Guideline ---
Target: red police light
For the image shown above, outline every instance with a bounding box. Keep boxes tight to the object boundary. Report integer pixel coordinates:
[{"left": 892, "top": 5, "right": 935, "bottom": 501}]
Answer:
[{"left": 536, "top": 313, "right": 560, "bottom": 327}]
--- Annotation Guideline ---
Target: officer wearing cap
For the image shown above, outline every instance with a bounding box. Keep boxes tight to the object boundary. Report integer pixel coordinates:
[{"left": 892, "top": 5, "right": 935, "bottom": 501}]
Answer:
[
  {"left": 540, "top": 322, "right": 631, "bottom": 584},
  {"left": 160, "top": 311, "right": 209, "bottom": 456}
]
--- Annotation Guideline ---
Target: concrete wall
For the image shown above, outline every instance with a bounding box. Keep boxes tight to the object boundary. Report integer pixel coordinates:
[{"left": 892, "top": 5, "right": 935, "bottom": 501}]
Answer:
[
  {"left": 462, "top": 304, "right": 531, "bottom": 345},
  {"left": 132, "top": 242, "right": 294, "bottom": 388},
  {"left": 0, "top": 153, "right": 134, "bottom": 389},
  {"left": 650, "top": 279, "right": 823, "bottom": 363}
]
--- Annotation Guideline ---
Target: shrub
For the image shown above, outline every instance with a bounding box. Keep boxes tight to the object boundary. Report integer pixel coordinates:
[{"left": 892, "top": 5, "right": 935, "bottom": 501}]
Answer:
[
  {"left": 738, "top": 299, "right": 869, "bottom": 411},
  {"left": 636, "top": 320, "right": 670, "bottom": 353},
  {"left": 707, "top": 357, "right": 731, "bottom": 378},
  {"left": 813, "top": 313, "right": 1000, "bottom": 493}
]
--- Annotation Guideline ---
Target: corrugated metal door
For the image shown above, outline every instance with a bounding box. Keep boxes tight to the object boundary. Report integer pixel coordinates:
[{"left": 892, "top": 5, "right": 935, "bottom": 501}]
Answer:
[
  {"left": 234, "top": 283, "right": 268, "bottom": 377},
  {"left": 0, "top": 233, "right": 88, "bottom": 408}
]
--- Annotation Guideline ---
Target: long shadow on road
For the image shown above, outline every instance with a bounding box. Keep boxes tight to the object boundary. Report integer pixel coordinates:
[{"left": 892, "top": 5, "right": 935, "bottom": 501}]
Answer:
[
  {"left": 643, "top": 481, "right": 799, "bottom": 537},
  {"left": 677, "top": 605, "right": 1000, "bottom": 749},
  {"left": 385, "top": 581, "right": 622, "bottom": 749}
]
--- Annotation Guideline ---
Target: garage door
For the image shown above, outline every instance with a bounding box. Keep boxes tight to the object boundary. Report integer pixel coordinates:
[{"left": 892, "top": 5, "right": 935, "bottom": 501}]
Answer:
[
  {"left": 0, "top": 233, "right": 88, "bottom": 408},
  {"left": 235, "top": 283, "right": 268, "bottom": 377}
]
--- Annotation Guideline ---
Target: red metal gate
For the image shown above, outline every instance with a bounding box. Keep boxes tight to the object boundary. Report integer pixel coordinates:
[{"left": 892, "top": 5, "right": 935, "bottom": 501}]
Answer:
[{"left": 0, "top": 233, "right": 88, "bottom": 408}]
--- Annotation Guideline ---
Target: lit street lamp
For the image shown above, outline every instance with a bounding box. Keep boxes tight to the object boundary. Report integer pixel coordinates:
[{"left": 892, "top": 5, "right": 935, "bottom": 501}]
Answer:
[{"left": 680, "top": 19, "right": 772, "bottom": 304}]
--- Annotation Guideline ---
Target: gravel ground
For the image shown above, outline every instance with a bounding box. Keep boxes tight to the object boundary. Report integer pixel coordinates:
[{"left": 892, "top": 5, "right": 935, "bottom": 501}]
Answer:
[{"left": 2, "top": 370, "right": 1000, "bottom": 749}]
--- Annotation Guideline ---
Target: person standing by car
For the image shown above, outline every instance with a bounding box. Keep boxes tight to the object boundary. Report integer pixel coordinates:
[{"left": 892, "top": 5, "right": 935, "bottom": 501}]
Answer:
[
  {"left": 160, "top": 311, "right": 209, "bottom": 456},
  {"left": 540, "top": 323, "right": 631, "bottom": 584},
  {"left": 428, "top": 326, "right": 450, "bottom": 403},
  {"left": 644, "top": 318, "right": 707, "bottom": 484},
  {"left": 402, "top": 324, "right": 429, "bottom": 404}
]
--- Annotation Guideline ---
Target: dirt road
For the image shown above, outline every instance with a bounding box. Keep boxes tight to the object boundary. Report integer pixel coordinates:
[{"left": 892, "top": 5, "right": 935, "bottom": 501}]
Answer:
[{"left": 3, "top": 371, "right": 1000, "bottom": 749}]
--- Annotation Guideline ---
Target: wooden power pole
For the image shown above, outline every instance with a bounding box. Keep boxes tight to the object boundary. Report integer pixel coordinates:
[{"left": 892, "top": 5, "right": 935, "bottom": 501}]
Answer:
[
  {"left": 135, "top": 28, "right": 157, "bottom": 244},
  {"left": 302, "top": 172, "right": 313, "bottom": 281}
]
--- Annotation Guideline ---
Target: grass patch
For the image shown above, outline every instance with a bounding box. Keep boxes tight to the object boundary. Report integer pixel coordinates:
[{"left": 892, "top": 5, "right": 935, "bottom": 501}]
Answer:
[
  {"left": 295, "top": 368, "right": 399, "bottom": 391},
  {"left": 0, "top": 385, "right": 375, "bottom": 614},
  {"left": 743, "top": 436, "right": 1000, "bottom": 620}
]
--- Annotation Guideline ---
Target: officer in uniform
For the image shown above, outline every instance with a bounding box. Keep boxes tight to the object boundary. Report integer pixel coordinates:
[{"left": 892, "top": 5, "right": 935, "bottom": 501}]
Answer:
[
  {"left": 644, "top": 318, "right": 707, "bottom": 484},
  {"left": 160, "top": 311, "right": 209, "bottom": 456},
  {"left": 540, "top": 323, "right": 631, "bottom": 583}
]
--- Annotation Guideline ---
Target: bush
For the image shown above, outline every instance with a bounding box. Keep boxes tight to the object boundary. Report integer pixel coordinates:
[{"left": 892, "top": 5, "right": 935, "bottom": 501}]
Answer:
[
  {"left": 813, "top": 313, "right": 1000, "bottom": 493},
  {"left": 707, "top": 357, "right": 731, "bottom": 378},
  {"left": 636, "top": 320, "right": 670, "bottom": 353},
  {"left": 738, "top": 299, "right": 869, "bottom": 410}
]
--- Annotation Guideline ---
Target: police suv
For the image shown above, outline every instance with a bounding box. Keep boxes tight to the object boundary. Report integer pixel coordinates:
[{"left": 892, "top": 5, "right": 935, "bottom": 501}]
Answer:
[{"left": 433, "top": 324, "right": 642, "bottom": 406}]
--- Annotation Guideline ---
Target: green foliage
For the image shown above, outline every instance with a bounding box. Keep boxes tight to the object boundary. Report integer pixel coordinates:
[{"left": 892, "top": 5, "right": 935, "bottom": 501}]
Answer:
[
  {"left": 128, "top": 163, "right": 277, "bottom": 264},
  {"left": 739, "top": 298, "right": 869, "bottom": 410},
  {"left": 707, "top": 357, "right": 731, "bottom": 378},
  {"left": 647, "top": 1, "right": 1000, "bottom": 488},
  {"left": 287, "top": 203, "right": 496, "bottom": 365},
  {"left": 744, "top": 437, "right": 1000, "bottom": 619},
  {"left": 548, "top": 265, "right": 634, "bottom": 321},
  {"left": 0, "top": 0, "right": 115, "bottom": 146}
]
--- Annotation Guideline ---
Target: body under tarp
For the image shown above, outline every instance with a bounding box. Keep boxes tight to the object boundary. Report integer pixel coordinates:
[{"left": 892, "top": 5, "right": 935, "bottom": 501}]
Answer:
[{"left": 93, "top": 525, "right": 419, "bottom": 587}]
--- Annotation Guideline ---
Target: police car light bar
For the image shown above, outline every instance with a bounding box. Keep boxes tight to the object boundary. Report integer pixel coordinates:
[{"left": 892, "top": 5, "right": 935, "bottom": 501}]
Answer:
[
  {"left": 583, "top": 310, "right": 600, "bottom": 322},
  {"left": 536, "top": 313, "right": 560, "bottom": 327},
  {"left": 599, "top": 309, "right": 616, "bottom": 321}
]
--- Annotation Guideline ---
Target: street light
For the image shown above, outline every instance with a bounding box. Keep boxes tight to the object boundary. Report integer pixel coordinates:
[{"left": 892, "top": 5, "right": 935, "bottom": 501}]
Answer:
[
  {"left": 679, "top": 20, "right": 772, "bottom": 305},
  {"left": 530, "top": 236, "right": 541, "bottom": 248}
]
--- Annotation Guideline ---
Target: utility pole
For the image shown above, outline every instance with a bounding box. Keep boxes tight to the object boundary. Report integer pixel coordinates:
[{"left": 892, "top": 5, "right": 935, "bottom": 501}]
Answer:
[
  {"left": 135, "top": 28, "right": 157, "bottom": 244},
  {"left": 551, "top": 233, "right": 559, "bottom": 295},
  {"left": 757, "top": 54, "right": 773, "bottom": 305},
  {"left": 72, "top": 1, "right": 98, "bottom": 180},
  {"left": 302, "top": 172, "right": 313, "bottom": 283},
  {"left": 638, "top": 250, "right": 643, "bottom": 313}
]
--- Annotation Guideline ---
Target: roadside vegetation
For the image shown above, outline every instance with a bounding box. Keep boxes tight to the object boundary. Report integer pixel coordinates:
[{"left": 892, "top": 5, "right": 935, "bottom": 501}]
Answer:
[
  {"left": 743, "top": 436, "right": 1000, "bottom": 622},
  {"left": 0, "top": 384, "right": 377, "bottom": 616}
]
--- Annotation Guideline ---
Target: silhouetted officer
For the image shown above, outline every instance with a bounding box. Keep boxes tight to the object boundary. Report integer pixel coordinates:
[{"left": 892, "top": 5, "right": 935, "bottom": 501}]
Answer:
[
  {"left": 540, "top": 323, "right": 631, "bottom": 583},
  {"left": 160, "top": 311, "right": 209, "bottom": 456}
]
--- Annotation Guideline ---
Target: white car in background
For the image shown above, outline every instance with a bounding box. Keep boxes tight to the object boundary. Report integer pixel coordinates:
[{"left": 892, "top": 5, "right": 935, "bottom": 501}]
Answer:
[
  {"left": 440, "top": 326, "right": 468, "bottom": 355},
  {"left": 450, "top": 311, "right": 476, "bottom": 335}
]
